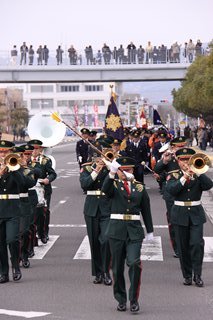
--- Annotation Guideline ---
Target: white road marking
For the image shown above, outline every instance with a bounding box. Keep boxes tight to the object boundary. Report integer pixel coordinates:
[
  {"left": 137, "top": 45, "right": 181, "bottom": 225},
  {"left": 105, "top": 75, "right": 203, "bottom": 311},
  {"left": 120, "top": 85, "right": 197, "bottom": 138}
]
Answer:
[
  {"left": 0, "top": 309, "right": 51, "bottom": 318},
  {"left": 30, "top": 235, "right": 59, "bottom": 260},
  {"left": 49, "top": 224, "right": 168, "bottom": 228},
  {"left": 59, "top": 200, "right": 67, "bottom": 204},
  {"left": 74, "top": 235, "right": 163, "bottom": 261},
  {"left": 204, "top": 237, "right": 213, "bottom": 262}
]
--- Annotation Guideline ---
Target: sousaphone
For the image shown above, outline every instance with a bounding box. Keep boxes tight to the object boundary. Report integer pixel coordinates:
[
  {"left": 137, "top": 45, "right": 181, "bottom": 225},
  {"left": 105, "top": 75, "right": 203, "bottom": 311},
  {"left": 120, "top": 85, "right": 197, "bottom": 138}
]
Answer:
[{"left": 27, "top": 113, "right": 66, "bottom": 147}]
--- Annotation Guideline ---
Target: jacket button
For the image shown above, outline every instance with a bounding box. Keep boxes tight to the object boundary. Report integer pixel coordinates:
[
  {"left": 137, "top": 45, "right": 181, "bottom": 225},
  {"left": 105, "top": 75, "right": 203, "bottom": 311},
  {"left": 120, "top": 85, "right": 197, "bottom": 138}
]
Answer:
[
  {"left": 188, "top": 207, "right": 190, "bottom": 210},
  {"left": 97, "top": 196, "right": 100, "bottom": 199},
  {"left": 126, "top": 209, "right": 129, "bottom": 212}
]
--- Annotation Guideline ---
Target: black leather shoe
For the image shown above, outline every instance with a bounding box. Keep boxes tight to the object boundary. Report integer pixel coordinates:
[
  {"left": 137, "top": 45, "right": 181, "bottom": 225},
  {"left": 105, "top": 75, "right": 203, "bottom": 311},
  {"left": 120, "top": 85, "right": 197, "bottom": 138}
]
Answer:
[
  {"left": 130, "top": 301, "right": 140, "bottom": 313},
  {"left": 193, "top": 275, "right": 204, "bottom": 287},
  {"left": 22, "top": 259, "right": 30, "bottom": 268},
  {"left": 183, "top": 278, "right": 192, "bottom": 286},
  {"left": 40, "top": 236, "right": 47, "bottom": 244},
  {"left": 12, "top": 268, "right": 22, "bottom": 281},
  {"left": 103, "top": 273, "right": 112, "bottom": 286},
  {"left": 117, "top": 303, "right": 126, "bottom": 311},
  {"left": 28, "top": 250, "right": 35, "bottom": 258},
  {"left": 0, "top": 274, "right": 9, "bottom": 283},
  {"left": 93, "top": 274, "right": 102, "bottom": 284},
  {"left": 173, "top": 252, "right": 179, "bottom": 258}
]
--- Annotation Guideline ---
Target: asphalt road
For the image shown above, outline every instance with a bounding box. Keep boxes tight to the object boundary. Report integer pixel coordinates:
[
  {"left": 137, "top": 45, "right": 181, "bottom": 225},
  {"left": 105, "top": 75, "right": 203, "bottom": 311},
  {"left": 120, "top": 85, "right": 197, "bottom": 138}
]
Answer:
[{"left": 0, "top": 142, "right": 213, "bottom": 320}]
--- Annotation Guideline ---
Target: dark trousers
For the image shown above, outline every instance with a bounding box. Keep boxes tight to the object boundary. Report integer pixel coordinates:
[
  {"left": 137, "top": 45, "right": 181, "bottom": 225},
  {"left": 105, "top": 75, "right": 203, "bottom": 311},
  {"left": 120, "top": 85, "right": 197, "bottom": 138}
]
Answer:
[
  {"left": 174, "top": 223, "right": 204, "bottom": 279},
  {"left": 0, "top": 217, "right": 20, "bottom": 275},
  {"left": 85, "top": 214, "right": 111, "bottom": 277},
  {"left": 109, "top": 237, "right": 142, "bottom": 304},
  {"left": 165, "top": 199, "right": 178, "bottom": 254}
]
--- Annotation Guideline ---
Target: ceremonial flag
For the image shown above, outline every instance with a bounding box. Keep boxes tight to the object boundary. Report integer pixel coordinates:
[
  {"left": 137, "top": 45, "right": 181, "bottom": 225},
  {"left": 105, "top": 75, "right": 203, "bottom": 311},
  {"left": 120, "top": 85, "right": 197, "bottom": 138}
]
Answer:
[
  {"left": 73, "top": 104, "right": 79, "bottom": 127},
  {"left": 93, "top": 104, "right": 99, "bottom": 127},
  {"left": 153, "top": 108, "right": 163, "bottom": 126},
  {"left": 84, "top": 105, "right": 88, "bottom": 126},
  {"left": 105, "top": 96, "right": 124, "bottom": 140},
  {"left": 140, "top": 107, "right": 148, "bottom": 128}
]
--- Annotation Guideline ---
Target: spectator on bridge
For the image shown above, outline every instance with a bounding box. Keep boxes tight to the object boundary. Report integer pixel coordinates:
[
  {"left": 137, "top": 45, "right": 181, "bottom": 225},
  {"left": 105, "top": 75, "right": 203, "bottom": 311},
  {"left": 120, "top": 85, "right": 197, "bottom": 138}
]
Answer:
[
  {"left": 112, "top": 46, "right": 118, "bottom": 64},
  {"left": 68, "top": 45, "right": 77, "bottom": 65},
  {"left": 85, "top": 45, "right": 93, "bottom": 65},
  {"left": 187, "top": 39, "right": 195, "bottom": 63},
  {"left": 117, "top": 44, "right": 124, "bottom": 64},
  {"left": 127, "top": 41, "right": 136, "bottom": 64},
  {"left": 145, "top": 41, "right": 153, "bottom": 64},
  {"left": 159, "top": 44, "right": 167, "bottom": 63},
  {"left": 56, "top": 45, "right": 64, "bottom": 65},
  {"left": 152, "top": 46, "right": 159, "bottom": 64},
  {"left": 183, "top": 42, "right": 188, "bottom": 63},
  {"left": 37, "top": 45, "right": 43, "bottom": 65},
  {"left": 195, "top": 39, "right": 203, "bottom": 58},
  {"left": 137, "top": 45, "right": 145, "bottom": 64},
  {"left": 43, "top": 45, "right": 49, "bottom": 65},
  {"left": 20, "top": 42, "right": 28, "bottom": 65},
  {"left": 28, "top": 45, "right": 35, "bottom": 65},
  {"left": 95, "top": 50, "right": 102, "bottom": 64},
  {"left": 102, "top": 43, "right": 111, "bottom": 65},
  {"left": 171, "top": 41, "right": 181, "bottom": 63},
  {"left": 10, "top": 45, "right": 18, "bottom": 65}
]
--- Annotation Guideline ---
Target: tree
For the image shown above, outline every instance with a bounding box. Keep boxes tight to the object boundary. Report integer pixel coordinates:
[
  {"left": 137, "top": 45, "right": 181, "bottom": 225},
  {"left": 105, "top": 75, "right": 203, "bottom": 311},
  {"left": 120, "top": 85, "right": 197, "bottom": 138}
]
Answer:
[
  {"left": 172, "top": 41, "right": 213, "bottom": 124},
  {"left": 10, "top": 107, "right": 29, "bottom": 133}
]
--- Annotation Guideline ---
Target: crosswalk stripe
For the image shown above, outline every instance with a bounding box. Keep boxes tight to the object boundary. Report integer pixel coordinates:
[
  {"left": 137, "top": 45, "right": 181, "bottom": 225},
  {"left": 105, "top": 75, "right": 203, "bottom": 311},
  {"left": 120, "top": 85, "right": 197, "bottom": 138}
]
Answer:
[
  {"left": 73, "top": 235, "right": 213, "bottom": 262},
  {"left": 30, "top": 235, "right": 213, "bottom": 262},
  {"left": 30, "top": 235, "right": 59, "bottom": 260},
  {"left": 73, "top": 235, "right": 163, "bottom": 261}
]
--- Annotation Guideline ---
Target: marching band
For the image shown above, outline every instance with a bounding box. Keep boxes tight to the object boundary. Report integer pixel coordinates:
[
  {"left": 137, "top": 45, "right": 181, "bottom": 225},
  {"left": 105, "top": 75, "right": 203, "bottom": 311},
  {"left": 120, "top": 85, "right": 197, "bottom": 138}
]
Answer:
[{"left": 0, "top": 117, "right": 212, "bottom": 314}]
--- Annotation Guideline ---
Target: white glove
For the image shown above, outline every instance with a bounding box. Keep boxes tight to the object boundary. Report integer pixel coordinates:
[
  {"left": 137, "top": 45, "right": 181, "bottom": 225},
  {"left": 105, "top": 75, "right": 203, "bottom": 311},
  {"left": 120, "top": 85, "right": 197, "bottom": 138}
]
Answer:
[
  {"left": 123, "top": 171, "right": 134, "bottom": 181},
  {"left": 78, "top": 156, "right": 83, "bottom": 163},
  {"left": 145, "top": 232, "right": 154, "bottom": 241},
  {"left": 110, "top": 159, "right": 121, "bottom": 173},
  {"left": 103, "top": 159, "right": 111, "bottom": 170}
]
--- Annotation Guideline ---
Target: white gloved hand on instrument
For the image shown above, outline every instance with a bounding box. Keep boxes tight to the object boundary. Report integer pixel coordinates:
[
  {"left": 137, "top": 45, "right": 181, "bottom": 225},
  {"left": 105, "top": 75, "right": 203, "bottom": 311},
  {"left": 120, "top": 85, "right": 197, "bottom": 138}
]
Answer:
[
  {"left": 110, "top": 159, "right": 121, "bottom": 173},
  {"left": 78, "top": 156, "right": 83, "bottom": 163},
  {"left": 123, "top": 171, "right": 134, "bottom": 181}
]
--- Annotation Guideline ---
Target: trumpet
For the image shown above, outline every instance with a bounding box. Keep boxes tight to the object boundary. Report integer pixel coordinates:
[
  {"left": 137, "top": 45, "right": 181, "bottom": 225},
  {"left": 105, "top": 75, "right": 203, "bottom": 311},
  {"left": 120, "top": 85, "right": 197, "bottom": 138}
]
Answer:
[
  {"left": 188, "top": 152, "right": 212, "bottom": 175},
  {"left": 4, "top": 153, "right": 21, "bottom": 171}
]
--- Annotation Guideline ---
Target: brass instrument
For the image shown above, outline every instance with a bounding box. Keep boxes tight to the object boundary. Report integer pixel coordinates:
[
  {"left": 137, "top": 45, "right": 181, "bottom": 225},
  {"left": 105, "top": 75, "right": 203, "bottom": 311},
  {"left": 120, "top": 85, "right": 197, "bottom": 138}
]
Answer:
[
  {"left": 4, "top": 153, "right": 21, "bottom": 171},
  {"left": 102, "top": 148, "right": 116, "bottom": 160},
  {"left": 188, "top": 152, "right": 212, "bottom": 175}
]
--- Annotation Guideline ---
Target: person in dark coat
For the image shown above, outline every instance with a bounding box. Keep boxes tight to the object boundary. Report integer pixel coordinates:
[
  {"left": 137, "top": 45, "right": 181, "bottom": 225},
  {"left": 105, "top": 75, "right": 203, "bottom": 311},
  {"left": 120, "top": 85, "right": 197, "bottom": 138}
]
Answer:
[
  {"left": 0, "top": 140, "right": 25, "bottom": 283},
  {"left": 80, "top": 140, "right": 112, "bottom": 286},
  {"left": 76, "top": 128, "right": 90, "bottom": 168},
  {"left": 102, "top": 156, "right": 154, "bottom": 313},
  {"left": 166, "top": 148, "right": 213, "bottom": 287}
]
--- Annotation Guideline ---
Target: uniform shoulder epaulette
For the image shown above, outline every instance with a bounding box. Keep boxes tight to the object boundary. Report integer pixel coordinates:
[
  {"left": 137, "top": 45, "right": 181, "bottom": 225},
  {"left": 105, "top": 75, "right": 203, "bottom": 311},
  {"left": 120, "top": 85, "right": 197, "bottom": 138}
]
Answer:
[
  {"left": 40, "top": 155, "right": 49, "bottom": 165},
  {"left": 134, "top": 181, "right": 144, "bottom": 192},
  {"left": 171, "top": 172, "right": 181, "bottom": 179},
  {"left": 168, "top": 169, "right": 179, "bottom": 174},
  {"left": 23, "top": 167, "right": 31, "bottom": 175}
]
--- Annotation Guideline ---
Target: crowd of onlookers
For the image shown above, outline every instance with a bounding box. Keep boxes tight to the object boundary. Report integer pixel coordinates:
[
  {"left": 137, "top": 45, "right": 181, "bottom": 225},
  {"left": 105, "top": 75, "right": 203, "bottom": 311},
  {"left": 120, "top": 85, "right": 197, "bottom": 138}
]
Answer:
[
  {"left": 7, "top": 39, "right": 211, "bottom": 66},
  {"left": 176, "top": 124, "right": 213, "bottom": 151}
]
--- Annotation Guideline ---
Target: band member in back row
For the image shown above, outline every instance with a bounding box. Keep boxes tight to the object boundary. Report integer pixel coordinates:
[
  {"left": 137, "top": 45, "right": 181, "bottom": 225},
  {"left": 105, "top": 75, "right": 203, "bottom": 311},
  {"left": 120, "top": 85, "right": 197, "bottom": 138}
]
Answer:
[
  {"left": 79, "top": 137, "right": 113, "bottom": 286},
  {"left": 27, "top": 139, "right": 57, "bottom": 244},
  {"left": 76, "top": 128, "right": 90, "bottom": 168},
  {"left": 166, "top": 148, "right": 213, "bottom": 287},
  {"left": 154, "top": 136, "right": 187, "bottom": 258},
  {"left": 102, "top": 156, "right": 154, "bottom": 313}
]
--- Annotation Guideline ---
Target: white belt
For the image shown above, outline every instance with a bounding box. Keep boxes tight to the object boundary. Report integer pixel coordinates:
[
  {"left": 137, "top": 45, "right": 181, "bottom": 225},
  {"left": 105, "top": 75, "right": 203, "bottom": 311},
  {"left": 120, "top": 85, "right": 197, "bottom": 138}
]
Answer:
[
  {"left": 87, "top": 191, "right": 105, "bottom": 196},
  {"left": 110, "top": 214, "right": 141, "bottom": 221},
  {"left": 19, "top": 193, "right": 28, "bottom": 198},
  {"left": 174, "top": 200, "right": 201, "bottom": 206},
  {"left": 0, "top": 194, "right": 20, "bottom": 200}
]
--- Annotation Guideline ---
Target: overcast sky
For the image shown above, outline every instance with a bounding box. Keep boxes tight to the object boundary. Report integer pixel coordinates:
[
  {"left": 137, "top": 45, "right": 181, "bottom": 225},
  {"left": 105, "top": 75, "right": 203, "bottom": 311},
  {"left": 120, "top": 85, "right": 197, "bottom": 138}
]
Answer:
[{"left": 1, "top": 0, "right": 212, "bottom": 51}]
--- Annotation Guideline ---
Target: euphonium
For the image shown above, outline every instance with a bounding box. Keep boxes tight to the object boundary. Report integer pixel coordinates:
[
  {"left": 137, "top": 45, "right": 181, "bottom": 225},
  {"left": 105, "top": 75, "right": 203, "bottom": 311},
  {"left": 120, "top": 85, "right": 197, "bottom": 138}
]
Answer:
[
  {"left": 102, "top": 148, "right": 116, "bottom": 160},
  {"left": 4, "top": 153, "right": 21, "bottom": 171},
  {"left": 188, "top": 152, "right": 212, "bottom": 175}
]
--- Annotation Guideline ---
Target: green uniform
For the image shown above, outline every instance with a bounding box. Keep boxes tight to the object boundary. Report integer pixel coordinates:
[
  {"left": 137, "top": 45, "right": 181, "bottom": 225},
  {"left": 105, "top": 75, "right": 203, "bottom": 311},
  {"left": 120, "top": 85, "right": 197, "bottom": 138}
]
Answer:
[
  {"left": 0, "top": 169, "right": 25, "bottom": 279},
  {"left": 154, "top": 157, "right": 180, "bottom": 255},
  {"left": 166, "top": 171, "right": 213, "bottom": 279},
  {"left": 80, "top": 163, "right": 111, "bottom": 278},
  {"left": 102, "top": 175, "right": 153, "bottom": 304}
]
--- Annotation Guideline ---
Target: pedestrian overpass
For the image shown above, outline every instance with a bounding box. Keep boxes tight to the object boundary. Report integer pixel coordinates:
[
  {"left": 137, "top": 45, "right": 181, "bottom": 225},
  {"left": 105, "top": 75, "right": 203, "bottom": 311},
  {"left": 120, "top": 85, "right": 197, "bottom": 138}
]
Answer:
[{"left": 0, "top": 63, "right": 190, "bottom": 83}]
